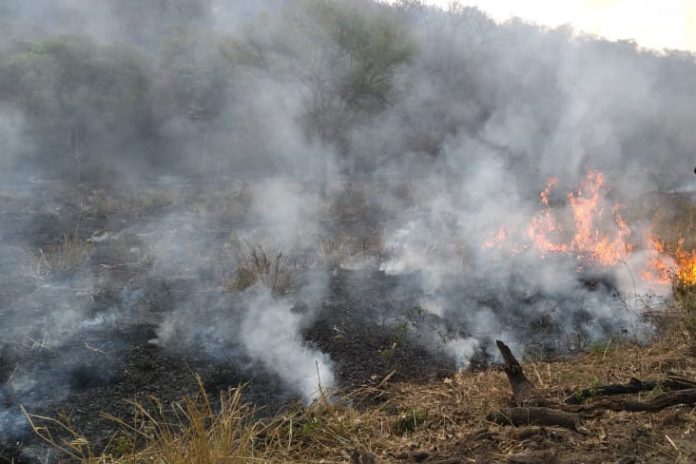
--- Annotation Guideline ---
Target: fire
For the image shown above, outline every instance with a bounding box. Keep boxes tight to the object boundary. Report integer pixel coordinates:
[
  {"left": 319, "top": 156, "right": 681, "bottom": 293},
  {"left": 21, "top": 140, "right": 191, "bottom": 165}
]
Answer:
[
  {"left": 676, "top": 244, "right": 696, "bottom": 285},
  {"left": 640, "top": 237, "right": 696, "bottom": 287},
  {"left": 484, "top": 169, "right": 696, "bottom": 288},
  {"left": 526, "top": 170, "right": 632, "bottom": 266},
  {"left": 483, "top": 226, "right": 507, "bottom": 249},
  {"left": 640, "top": 235, "right": 673, "bottom": 286}
]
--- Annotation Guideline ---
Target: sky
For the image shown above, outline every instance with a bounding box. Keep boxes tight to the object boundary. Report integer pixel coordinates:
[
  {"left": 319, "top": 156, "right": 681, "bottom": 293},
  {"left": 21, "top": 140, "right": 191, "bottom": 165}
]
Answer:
[{"left": 415, "top": 0, "right": 696, "bottom": 52}]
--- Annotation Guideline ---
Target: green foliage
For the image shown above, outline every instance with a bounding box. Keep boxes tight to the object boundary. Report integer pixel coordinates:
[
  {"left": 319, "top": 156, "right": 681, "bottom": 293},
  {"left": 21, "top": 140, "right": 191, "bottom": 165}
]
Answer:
[
  {"left": 0, "top": 35, "right": 151, "bottom": 172},
  {"left": 589, "top": 340, "right": 614, "bottom": 355},
  {"left": 308, "top": 0, "right": 415, "bottom": 113},
  {"left": 156, "top": 27, "right": 232, "bottom": 121},
  {"left": 378, "top": 341, "right": 399, "bottom": 366},
  {"left": 299, "top": 417, "right": 324, "bottom": 436},
  {"left": 1, "top": 35, "right": 150, "bottom": 124}
]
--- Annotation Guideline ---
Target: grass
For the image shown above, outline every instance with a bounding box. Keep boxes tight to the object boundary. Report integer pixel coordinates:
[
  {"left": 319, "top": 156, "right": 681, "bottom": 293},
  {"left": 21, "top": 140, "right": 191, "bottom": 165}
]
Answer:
[
  {"left": 673, "top": 281, "right": 696, "bottom": 340},
  {"left": 29, "top": 319, "right": 695, "bottom": 463},
  {"left": 25, "top": 377, "right": 263, "bottom": 464},
  {"left": 36, "top": 230, "right": 93, "bottom": 274},
  {"left": 228, "top": 242, "right": 296, "bottom": 295}
]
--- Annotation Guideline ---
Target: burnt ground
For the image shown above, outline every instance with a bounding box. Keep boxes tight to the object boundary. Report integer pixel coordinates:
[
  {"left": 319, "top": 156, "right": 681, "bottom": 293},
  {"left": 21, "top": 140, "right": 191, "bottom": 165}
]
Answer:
[
  {"left": 0, "top": 184, "right": 456, "bottom": 463},
  {"left": 0, "top": 183, "right": 677, "bottom": 463},
  {"left": 0, "top": 274, "right": 456, "bottom": 463}
]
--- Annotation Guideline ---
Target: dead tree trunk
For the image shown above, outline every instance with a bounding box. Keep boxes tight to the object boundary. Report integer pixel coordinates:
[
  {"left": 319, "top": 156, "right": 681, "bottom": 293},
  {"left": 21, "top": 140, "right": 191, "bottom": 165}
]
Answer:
[{"left": 495, "top": 340, "right": 548, "bottom": 406}]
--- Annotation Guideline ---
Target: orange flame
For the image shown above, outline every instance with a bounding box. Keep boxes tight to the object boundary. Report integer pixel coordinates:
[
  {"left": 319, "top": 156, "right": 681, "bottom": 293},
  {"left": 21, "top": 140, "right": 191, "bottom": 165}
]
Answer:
[
  {"left": 670, "top": 239, "right": 696, "bottom": 286},
  {"left": 526, "top": 170, "right": 632, "bottom": 266},
  {"left": 483, "top": 226, "right": 507, "bottom": 249},
  {"left": 640, "top": 235, "right": 673, "bottom": 286},
  {"left": 640, "top": 236, "right": 696, "bottom": 287},
  {"left": 484, "top": 170, "right": 696, "bottom": 288}
]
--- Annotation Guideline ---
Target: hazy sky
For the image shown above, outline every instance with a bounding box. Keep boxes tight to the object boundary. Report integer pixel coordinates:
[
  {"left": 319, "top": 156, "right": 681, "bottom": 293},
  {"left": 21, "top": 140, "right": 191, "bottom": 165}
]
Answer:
[{"left": 415, "top": 0, "right": 696, "bottom": 52}]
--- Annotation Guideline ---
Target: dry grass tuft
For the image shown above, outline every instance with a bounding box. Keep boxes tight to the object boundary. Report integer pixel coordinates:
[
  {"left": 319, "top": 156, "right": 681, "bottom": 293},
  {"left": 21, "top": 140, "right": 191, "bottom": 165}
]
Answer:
[
  {"left": 26, "top": 377, "right": 268, "bottom": 464},
  {"left": 36, "top": 231, "right": 92, "bottom": 274},
  {"left": 227, "top": 242, "right": 296, "bottom": 295}
]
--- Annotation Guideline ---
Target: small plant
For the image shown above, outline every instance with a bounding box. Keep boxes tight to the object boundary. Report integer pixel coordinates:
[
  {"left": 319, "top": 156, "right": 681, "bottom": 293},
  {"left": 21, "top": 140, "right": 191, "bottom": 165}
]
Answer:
[
  {"left": 378, "top": 342, "right": 399, "bottom": 366},
  {"left": 393, "top": 408, "right": 428, "bottom": 434},
  {"left": 573, "top": 389, "right": 586, "bottom": 404},
  {"left": 644, "top": 384, "right": 666, "bottom": 400},
  {"left": 36, "top": 231, "right": 92, "bottom": 274},
  {"left": 588, "top": 377, "right": 601, "bottom": 399},
  {"left": 107, "top": 435, "right": 135, "bottom": 457},
  {"left": 230, "top": 242, "right": 295, "bottom": 295},
  {"left": 300, "top": 418, "right": 324, "bottom": 437},
  {"left": 589, "top": 340, "right": 614, "bottom": 356}
]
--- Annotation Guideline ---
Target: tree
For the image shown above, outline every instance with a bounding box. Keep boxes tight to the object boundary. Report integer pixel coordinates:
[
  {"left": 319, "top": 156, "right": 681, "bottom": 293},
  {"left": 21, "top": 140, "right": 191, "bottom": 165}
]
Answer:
[
  {"left": 259, "top": 0, "right": 416, "bottom": 192},
  {"left": 153, "top": 27, "right": 232, "bottom": 175},
  {"left": 0, "top": 35, "right": 151, "bottom": 180}
]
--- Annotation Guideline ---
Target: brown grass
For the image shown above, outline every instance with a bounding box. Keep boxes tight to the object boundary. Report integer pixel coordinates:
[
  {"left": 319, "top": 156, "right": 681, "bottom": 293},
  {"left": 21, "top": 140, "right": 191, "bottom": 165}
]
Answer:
[
  {"left": 228, "top": 242, "right": 296, "bottom": 295},
  {"left": 27, "top": 316, "right": 696, "bottom": 463},
  {"left": 36, "top": 230, "right": 92, "bottom": 274}
]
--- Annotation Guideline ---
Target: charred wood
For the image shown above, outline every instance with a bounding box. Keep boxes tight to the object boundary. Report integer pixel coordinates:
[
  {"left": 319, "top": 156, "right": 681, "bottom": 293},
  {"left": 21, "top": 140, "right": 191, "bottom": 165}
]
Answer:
[
  {"left": 487, "top": 407, "right": 581, "bottom": 431},
  {"left": 565, "top": 388, "right": 696, "bottom": 413},
  {"left": 564, "top": 376, "right": 696, "bottom": 404},
  {"left": 495, "top": 340, "right": 548, "bottom": 406}
]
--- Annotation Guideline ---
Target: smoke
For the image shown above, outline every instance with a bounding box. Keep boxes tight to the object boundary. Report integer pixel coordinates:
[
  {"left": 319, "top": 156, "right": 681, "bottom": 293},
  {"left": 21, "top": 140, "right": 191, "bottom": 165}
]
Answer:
[
  {"left": 144, "top": 178, "right": 333, "bottom": 400},
  {"left": 1, "top": 0, "right": 696, "bottom": 454},
  {"left": 0, "top": 107, "right": 30, "bottom": 178}
]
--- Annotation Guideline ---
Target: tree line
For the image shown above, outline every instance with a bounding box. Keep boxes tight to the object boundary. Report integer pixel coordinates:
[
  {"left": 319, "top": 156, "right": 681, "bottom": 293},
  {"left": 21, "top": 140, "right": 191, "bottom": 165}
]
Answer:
[{"left": 0, "top": 0, "right": 694, "bottom": 188}]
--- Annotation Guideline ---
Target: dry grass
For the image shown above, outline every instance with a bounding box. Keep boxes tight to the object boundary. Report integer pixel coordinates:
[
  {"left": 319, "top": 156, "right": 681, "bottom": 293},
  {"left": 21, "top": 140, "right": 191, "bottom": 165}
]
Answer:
[
  {"left": 228, "top": 242, "right": 296, "bottom": 295},
  {"left": 29, "top": 317, "right": 696, "bottom": 463},
  {"left": 672, "top": 282, "right": 696, "bottom": 340},
  {"left": 36, "top": 231, "right": 93, "bottom": 274},
  {"left": 25, "top": 378, "right": 264, "bottom": 464},
  {"left": 644, "top": 193, "right": 696, "bottom": 252},
  {"left": 319, "top": 230, "right": 384, "bottom": 268}
]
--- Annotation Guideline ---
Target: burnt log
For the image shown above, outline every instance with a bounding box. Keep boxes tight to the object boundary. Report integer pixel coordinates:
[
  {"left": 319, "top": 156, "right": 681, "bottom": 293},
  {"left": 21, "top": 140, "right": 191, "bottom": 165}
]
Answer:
[
  {"left": 350, "top": 449, "right": 376, "bottom": 464},
  {"left": 565, "top": 376, "right": 696, "bottom": 404},
  {"left": 566, "top": 388, "right": 696, "bottom": 413},
  {"left": 495, "top": 340, "right": 547, "bottom": 406},
  {"left": 488, "top": 407, "right": 580, "bottom": 431}
]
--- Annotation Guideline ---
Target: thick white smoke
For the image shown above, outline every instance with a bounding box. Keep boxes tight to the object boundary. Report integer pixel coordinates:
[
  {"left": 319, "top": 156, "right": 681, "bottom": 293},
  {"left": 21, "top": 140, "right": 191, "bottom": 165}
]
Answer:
[{"left": 1, "top": 0, "right": 695, "bottom": 454}]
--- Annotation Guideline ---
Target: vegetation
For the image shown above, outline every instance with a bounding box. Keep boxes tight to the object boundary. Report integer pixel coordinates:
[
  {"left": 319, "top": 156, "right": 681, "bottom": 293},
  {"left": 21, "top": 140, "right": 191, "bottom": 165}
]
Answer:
[
  {"left": 229, "top": 243, "right": 296, "bottom": 295},
  {"left": 1, "top": 0, "right": 693, "bottom": 187},
  {"left": 26, "top": 329, "right": 696, "bottom": 463},
  {"left": 3, "top": 1, "right": 696, "bottom": 463},
  {"left": 0, "top": 36, "right": 151, "bottom": 179}
]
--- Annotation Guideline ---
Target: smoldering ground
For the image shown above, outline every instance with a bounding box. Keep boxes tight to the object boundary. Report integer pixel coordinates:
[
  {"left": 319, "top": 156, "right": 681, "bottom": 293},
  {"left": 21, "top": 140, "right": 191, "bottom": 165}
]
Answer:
[{"left": 1, "top": 0, "right": 696, "bottom": 461}]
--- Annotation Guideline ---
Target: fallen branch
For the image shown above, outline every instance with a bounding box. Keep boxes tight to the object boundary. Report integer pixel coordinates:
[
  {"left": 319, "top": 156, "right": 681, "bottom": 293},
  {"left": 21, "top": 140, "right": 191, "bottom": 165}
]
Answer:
[
  {"left": 487, "top": 407, "right": 581, "bottom": 432},
  {"left": 564, "top": 376, "right": 696, "bottom": 404},
  {"left": 566, "top": 388, "right": 696, "bottom": 413}
]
